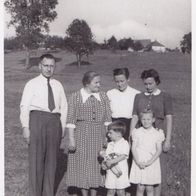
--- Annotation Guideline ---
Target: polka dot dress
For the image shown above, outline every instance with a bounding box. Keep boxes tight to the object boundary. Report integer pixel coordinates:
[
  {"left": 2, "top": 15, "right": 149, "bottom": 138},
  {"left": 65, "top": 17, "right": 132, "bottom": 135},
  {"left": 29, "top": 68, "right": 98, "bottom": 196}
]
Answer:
[{"left": 66, "top": 90, "right": 111, "bottom": 189}]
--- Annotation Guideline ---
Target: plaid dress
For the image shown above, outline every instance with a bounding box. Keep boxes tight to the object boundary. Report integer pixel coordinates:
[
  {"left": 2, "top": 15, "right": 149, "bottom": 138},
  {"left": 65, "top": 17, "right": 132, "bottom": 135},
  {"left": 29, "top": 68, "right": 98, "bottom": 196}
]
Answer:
[{"left": 66, "top": 90, "right": 111, "bottom": 189}]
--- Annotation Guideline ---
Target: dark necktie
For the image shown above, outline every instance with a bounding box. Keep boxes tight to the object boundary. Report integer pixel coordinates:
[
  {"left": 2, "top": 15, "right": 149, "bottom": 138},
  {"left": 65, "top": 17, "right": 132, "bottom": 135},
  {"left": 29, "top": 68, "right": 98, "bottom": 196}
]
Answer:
[{"left": 47, "top": 78, "right": 55, "bottom": 111}]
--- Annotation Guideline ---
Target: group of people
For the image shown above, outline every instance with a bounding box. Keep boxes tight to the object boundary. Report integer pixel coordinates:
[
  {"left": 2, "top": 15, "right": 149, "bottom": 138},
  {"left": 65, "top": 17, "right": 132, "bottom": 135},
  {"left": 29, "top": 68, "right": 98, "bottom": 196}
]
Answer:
[{"left": 20, "top": 53, "right": 173, "bottom": 196}]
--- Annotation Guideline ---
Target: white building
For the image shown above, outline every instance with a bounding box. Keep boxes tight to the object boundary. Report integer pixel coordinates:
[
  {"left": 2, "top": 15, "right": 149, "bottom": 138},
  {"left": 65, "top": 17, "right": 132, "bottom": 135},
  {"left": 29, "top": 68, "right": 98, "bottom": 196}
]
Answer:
[{"left": 151, "top": 40, "right": 166, "bottom": 53}]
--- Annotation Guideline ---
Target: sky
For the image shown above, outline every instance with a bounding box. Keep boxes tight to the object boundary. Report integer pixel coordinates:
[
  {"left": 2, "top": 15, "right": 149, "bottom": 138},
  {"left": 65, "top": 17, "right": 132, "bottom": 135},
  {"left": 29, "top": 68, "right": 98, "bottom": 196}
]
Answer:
[{"left": 4, "top": 0, "right": 191, "bottom": 49}]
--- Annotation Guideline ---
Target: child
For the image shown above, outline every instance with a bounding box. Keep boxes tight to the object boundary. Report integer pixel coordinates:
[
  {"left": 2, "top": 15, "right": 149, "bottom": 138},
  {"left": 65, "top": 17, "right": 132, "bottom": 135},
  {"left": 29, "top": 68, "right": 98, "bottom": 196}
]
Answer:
[
  {"left": 104, "top": 120, "right": 130, "bottom": 196},
  {"left": 129, "top": 110, "right": 165, "bottom": 196}
]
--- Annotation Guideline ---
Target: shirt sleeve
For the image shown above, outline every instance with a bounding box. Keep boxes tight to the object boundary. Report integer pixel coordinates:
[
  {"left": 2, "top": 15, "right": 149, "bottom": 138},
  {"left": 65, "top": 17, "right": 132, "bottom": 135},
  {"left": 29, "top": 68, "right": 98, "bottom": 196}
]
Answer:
[
  {"left": 59, "top": 83, "right": 68, "bottom": 129},
  {"left": 103, "top": 92, "right": 112, "bottom": 124},
  {"left": 66, "top": 92, "right": 78, "bottom": 128},
  {"left": 20, "top": 81, "right": 33, "bottom": 128},
  {"left": 163, "top": 92, "right": 173, "bottom": 115},
  {"left": 157, "top": 129, "right": 165, "bottom": 143},
  {"left": 132, "top": 93, "right": 140, "bottom": 116}
]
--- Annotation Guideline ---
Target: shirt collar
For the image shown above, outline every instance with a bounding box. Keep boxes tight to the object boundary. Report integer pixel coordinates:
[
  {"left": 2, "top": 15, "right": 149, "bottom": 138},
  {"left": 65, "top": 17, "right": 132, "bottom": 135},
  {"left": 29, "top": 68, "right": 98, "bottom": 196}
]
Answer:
[
  {"left": 80, "top": 88, "right": 101, "bottom": 103},
  {"left": 39, "top": 74, "right": 53, "bottom": 83},
  {"left": 144, "top": 89, "right": 161, "bottom": 96}
]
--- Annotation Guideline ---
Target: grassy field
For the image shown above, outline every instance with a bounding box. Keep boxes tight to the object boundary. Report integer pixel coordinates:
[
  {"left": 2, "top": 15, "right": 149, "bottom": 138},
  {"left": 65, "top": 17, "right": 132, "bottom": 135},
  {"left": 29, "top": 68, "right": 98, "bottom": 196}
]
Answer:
[{"left": 4, "top": 49, "right": 191, "bottom": 196}]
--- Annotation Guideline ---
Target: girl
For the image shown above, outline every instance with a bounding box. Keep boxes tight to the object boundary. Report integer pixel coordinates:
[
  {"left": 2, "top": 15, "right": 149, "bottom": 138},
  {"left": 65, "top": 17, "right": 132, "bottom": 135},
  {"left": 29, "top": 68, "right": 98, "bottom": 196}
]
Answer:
[
  {"left": 104, "top": 120, "right": 130, "bottom": 196},
  {"left": 129, "top": 110, "right": 165, "bottom": 196}
]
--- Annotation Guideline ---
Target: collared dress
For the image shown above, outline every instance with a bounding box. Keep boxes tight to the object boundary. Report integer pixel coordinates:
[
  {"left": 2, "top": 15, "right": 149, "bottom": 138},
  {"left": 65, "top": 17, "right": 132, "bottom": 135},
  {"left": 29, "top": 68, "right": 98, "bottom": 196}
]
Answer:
[
  {"left": 129, "top": 127, "right": 165, "bottom": 185},
  {"left": 66, "top": 89, "right": 111, "bottom": 189}
]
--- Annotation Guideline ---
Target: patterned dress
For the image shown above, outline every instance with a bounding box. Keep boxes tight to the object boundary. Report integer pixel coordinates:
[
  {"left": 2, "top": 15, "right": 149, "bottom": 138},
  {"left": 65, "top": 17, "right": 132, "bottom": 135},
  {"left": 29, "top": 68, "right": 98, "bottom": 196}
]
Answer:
[{"left": 66, "top": 90, "right": 111, "bottom": 189}]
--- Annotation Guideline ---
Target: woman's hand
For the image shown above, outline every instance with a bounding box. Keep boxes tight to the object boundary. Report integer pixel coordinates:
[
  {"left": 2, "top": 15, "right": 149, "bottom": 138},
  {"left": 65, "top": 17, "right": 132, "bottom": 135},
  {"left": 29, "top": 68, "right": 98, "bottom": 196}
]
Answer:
[
  {"left": 163, "top": 140, "right": 171, "bottom": 152},
  {"left": 68, "top": 137, "right": 76, "bottom": 152}
]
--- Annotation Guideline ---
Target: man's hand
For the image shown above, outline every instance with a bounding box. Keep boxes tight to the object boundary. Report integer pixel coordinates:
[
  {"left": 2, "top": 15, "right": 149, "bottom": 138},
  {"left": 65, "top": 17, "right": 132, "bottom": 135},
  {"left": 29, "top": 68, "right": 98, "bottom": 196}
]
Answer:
[
  {"left": 62, "top": 127, "right": 66, "bottom": 138},
  {"left": 22, "top": 127, "right": 30, "bottom": 144},
  {"left": 163, "top": 140, "right": 171, "bottom": 152}
]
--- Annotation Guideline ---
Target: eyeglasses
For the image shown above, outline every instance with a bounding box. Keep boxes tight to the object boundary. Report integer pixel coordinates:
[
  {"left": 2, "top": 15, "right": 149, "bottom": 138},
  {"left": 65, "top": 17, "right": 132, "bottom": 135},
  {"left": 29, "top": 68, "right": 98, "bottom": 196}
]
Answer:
[{"left": 41, "top": 63, "right": 55, "bottom": 69}]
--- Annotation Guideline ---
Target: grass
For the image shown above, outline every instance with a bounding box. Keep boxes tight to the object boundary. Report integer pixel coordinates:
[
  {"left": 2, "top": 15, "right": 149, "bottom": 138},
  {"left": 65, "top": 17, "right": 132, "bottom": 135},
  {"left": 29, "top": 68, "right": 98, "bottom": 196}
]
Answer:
[{"left": 4, "top": 49, "right": 191, "bottom": 196}]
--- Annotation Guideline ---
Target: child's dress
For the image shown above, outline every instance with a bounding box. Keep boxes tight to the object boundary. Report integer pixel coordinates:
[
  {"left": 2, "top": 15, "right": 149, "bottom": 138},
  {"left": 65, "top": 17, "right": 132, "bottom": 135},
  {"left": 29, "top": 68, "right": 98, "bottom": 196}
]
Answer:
[
  {"left": 129, "top": 127, "right": 165, "bottom": 185},
  {"left": 105, "top": 138, "right": 130, "bottom": 189}
]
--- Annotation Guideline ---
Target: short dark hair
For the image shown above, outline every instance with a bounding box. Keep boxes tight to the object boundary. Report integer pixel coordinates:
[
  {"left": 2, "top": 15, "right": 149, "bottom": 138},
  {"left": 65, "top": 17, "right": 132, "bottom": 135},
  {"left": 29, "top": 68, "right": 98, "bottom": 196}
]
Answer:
[
  {"left": 108, "top": 120, "right": 126, "bottom": 136},
  {"left": 141, "top": 69, "right": 161, "bottom": 85},
  {"left": 40, "top": 53, "right": 55, "bottom": 62},
  {"left": 113, "top": 68, "right": 129, "bottom": 79},
  {"left": 82, "top": 71, "right": 100, "bottom": 86},
  {"left": 139, "top": 109, "right": 155, "bottom": 119}
]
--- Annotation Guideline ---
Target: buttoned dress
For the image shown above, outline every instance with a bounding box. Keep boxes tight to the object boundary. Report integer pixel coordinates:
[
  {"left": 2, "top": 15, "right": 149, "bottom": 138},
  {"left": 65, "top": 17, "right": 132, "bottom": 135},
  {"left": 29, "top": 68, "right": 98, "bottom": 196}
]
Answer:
[{"left": 66, "top": 89, "right": 111, "bottom": 189}]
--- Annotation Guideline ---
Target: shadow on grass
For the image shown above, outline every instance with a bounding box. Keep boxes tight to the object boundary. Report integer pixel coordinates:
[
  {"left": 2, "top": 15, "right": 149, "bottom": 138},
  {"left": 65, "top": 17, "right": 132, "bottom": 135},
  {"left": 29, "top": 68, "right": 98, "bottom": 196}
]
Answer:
[
  {"left": 19, "top": 57, "right": 62, "bottom": 69},
  {"left": 66, "top": 61, "right": 92, "bottom": 66}
]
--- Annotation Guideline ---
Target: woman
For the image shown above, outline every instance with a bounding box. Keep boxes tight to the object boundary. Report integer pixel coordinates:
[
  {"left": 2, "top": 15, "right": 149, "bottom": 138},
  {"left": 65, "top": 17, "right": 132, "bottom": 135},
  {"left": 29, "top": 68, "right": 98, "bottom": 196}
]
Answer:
[
  {"left": 107, "top": 68, "right": 140, "bottom": 141},
  {"left": 130, "top": 69, "right": 173, "bottom": 196},
  {"left": 66, "top": 71, "right": 111, "bottom": 196}
]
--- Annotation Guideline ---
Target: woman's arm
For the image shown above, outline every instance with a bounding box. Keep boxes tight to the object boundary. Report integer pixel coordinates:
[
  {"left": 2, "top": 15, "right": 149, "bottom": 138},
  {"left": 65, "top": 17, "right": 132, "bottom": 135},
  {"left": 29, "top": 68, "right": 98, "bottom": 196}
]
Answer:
[
  {"left": 130, "top": 115, "right": 139, "bottom": 137},
  {"left": 67, "top": 127, "right": 76, "bottom": 152},
  {"left": 163, "top": 114, "right": 173, "bottom": 152},
  {"left": 144, "top": 142, "right": 162, "bottom": 167}
]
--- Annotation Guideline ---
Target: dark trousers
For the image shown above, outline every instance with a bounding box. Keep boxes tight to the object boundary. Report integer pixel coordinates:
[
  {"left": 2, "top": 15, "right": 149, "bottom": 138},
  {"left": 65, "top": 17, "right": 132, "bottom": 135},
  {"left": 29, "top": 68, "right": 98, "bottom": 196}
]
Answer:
[{"left": 29, "top": 111, "right": 62, "bottom": 196}]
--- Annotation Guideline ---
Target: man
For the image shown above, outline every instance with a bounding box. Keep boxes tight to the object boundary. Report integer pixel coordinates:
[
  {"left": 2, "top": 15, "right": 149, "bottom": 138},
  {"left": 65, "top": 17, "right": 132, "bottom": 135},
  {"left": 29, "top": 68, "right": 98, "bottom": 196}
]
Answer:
[{"left": 20, "top": 53, "right": 68, "bottom": 196}]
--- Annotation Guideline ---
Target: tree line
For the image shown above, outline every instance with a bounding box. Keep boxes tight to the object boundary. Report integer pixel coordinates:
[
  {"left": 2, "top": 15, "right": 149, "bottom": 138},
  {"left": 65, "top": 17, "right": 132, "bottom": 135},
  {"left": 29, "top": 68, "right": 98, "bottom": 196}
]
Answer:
[{"left": 4, "top": 0, "right": 191, "bottom": 68}]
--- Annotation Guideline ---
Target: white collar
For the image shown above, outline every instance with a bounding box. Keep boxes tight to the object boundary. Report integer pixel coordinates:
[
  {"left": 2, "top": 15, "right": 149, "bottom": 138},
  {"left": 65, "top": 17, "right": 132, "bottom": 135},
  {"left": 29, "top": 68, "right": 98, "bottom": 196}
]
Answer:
[
  {"left": 80, "top": 88, "right": 101, "bottom": 103},
  {"left": 39, "top": 74, "right": 53, "bottom": 82},
  {"left": 144, "top": 89, "right": 161, "bottom": 96}
]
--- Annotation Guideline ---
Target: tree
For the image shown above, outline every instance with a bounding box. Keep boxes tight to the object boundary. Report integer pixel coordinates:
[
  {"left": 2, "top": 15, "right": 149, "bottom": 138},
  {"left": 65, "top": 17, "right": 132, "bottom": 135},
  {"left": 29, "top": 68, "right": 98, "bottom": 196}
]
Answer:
[
  {"left": 4, "top": 37, "right": 21, "bottom": 51},
  {"left": 4, "top": 0, "right": 58, "bottom": 68},
  {"left": 180, "top": 32, "right": 191, "bottom": 54},
  {"left": 44, "top": 35, "right": 65, "bottom": 49},
  {"left": 118, "top": 37, "right": 134, "bottom": 50},
  {"left": 133, "top": 41, "right": 143, "bottom": 51},
  {"left": 107, "top": 36, "right": 118, "bottom": 51},
  {"left": 65, "top": 19, "right": 94, "bottom": 67}
]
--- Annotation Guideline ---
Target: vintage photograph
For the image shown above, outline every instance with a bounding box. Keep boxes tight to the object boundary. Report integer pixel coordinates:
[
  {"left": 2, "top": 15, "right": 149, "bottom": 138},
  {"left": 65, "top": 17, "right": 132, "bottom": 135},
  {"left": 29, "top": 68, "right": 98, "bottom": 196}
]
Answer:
[{"left": 4, "top": 0, "right": 191, "bottom": 196}]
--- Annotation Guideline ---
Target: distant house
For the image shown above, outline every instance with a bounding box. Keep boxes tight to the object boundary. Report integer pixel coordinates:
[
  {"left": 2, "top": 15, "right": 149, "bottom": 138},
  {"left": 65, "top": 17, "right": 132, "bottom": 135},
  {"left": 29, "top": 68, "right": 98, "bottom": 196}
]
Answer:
[{"left": 151, "top": 40, "right": 166, "bottom": 53}]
